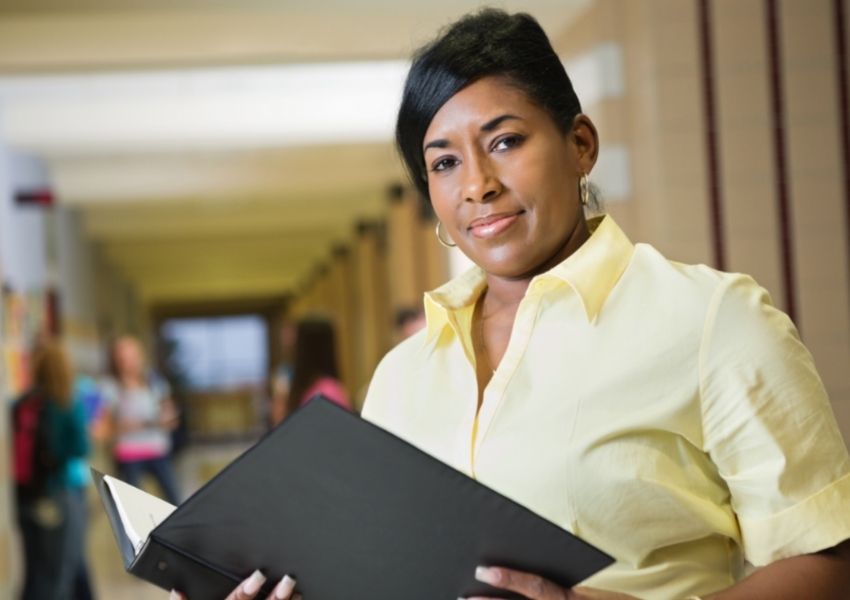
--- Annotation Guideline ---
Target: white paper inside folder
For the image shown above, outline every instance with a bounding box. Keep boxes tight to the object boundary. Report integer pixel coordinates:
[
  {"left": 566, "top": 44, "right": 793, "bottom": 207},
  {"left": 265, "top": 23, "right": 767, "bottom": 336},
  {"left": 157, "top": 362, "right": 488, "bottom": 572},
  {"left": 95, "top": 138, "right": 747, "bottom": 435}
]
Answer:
[{"left": 103, "top": 475, "right": 177, "bottom": 555}]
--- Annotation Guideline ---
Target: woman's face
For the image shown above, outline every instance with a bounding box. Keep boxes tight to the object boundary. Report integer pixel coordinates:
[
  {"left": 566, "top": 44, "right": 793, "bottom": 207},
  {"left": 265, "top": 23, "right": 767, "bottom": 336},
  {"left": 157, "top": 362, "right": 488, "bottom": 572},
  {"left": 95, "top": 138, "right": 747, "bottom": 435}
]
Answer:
[
  {"left": 114, "top": 337, "right": 144, "bottom": 378},
  {"left": 423, "top": 76, "right": 597, "bottom": 279}
]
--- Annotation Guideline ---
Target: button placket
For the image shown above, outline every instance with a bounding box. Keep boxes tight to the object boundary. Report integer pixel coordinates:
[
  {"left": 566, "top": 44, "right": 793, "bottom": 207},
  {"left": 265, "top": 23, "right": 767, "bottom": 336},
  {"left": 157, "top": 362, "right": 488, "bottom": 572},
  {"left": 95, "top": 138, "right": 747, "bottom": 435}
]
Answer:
[{"left": 472, "top": 289, "right": 548, "bottom": 468}]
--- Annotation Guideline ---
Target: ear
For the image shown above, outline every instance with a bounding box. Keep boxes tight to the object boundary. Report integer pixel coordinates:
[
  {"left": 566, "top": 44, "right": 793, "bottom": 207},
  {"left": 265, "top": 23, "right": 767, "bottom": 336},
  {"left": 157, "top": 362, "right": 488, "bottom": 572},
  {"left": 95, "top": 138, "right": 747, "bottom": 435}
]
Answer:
[{"left": 571, "top": 114, "right": 599, "bottom": 174}]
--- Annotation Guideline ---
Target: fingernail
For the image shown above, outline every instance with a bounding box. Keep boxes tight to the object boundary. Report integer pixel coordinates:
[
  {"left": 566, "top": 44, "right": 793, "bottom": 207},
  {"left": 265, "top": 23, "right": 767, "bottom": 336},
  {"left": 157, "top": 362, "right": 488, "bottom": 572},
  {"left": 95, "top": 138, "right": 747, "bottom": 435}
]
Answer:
[
  {"left": 273, "top": 575, "right": 296, "bottom": 599},
  {"left": 169, "top": 591, "right": 181, "bottom": 600},
  {"left": 475, "top": 566, "right": 500, "bottom": 585},
  {"left": 242, "top": 570, "right": 267, "bottom": 596}
]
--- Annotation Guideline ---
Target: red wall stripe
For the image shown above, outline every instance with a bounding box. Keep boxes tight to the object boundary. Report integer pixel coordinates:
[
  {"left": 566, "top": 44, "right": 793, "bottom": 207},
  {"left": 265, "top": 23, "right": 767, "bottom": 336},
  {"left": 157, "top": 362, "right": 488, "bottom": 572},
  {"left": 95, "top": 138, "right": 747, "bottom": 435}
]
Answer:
[
  {"left": 765, "top": 0, "right": 799, "bottom": 327},
  {"left": 697, "top": 0, "right": 726, "bottom": 271}
]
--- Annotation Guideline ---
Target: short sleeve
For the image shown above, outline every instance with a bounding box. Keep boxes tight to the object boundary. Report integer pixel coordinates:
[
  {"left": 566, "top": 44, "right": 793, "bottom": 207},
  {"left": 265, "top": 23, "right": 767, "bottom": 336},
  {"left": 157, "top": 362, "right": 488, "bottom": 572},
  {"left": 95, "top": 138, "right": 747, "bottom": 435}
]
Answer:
[{"left": 699, "top": 274, "right": 850, "bottom": 565}]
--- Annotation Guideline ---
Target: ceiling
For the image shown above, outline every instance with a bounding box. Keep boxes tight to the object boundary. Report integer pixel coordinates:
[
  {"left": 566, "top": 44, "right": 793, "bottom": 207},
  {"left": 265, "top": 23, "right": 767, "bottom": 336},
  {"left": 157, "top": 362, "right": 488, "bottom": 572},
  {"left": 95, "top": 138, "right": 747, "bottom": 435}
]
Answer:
[{"left": 0, "top": 0, "right": 591, "bottom": 306}]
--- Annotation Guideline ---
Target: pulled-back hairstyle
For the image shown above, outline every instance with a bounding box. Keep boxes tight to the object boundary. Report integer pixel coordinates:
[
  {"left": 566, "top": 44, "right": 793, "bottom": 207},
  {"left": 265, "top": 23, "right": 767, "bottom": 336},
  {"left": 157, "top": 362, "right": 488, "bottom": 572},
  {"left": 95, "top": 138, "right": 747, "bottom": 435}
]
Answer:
[{"left": 396, "top": 9, "right": 583, "bottom": 202}]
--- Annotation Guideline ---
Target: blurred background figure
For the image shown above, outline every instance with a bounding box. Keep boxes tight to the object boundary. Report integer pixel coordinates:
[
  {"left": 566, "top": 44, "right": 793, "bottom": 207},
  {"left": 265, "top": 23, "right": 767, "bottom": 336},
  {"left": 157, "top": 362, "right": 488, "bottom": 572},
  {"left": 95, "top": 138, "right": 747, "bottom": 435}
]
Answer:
[
  {"left": 283, "top": 317, "right": 350, "bottom": 422},
  {"left": 11, "top": 338, "right": 89, "bottom": 600},
  {"left": 100, "top": 335, "right": 181, "bottom": 504},
  {"left": 269, "top": 320, "right": 297, "bottom": 427},
  {"left": 62, "top": 372, "right": 105, "bottom": 600},
  {"left": 394, "top": 306, "right": 426, "bottom": 343}
]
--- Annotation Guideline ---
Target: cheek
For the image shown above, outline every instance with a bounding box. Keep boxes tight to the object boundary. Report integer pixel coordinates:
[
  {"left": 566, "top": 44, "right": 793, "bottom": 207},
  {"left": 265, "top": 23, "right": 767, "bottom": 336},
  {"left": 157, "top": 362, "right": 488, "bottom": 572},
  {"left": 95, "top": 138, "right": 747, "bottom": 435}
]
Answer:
[
  {"left": 427, "top": 179, "right": 457, "bottom": 223},
  {"left": 516, "top": 155, "right": 575, "bottom": 215}
]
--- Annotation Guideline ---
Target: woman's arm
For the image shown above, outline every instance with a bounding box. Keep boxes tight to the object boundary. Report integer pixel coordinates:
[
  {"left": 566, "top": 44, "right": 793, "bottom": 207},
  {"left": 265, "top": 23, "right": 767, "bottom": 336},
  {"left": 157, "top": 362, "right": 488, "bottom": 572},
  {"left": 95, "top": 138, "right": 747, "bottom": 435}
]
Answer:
[
  {"left": 705, "top": 539, "right": 850, "bottom": 600},
  {"left": 466, "top": 539, "right": 850, "bottom": 600}
]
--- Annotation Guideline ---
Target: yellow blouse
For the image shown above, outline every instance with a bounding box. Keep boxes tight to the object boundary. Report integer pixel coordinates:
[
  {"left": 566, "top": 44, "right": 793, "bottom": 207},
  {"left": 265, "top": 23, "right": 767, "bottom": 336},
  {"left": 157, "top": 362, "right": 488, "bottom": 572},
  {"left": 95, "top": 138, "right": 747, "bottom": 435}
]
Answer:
[{"left": 362, "top": 215, "right": 850, "bottom": 599}]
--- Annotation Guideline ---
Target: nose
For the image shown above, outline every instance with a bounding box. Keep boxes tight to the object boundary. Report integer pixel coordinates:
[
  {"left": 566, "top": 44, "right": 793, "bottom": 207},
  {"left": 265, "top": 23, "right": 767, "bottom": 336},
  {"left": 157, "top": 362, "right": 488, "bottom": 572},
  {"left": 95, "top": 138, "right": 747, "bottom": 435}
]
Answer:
[{"left": 463, "top": 152, "right": 502, "bottom": 203}]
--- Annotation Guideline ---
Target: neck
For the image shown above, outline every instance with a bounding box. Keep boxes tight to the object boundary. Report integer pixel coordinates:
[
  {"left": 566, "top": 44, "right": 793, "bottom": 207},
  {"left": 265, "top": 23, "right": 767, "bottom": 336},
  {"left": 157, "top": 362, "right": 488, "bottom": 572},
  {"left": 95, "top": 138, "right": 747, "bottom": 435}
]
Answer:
[
  {"left": 120, "top": 373, "right": 144, "bottom": 388},
  {"left": 482, "top": 214, "right": 591, "bottom": 314}
]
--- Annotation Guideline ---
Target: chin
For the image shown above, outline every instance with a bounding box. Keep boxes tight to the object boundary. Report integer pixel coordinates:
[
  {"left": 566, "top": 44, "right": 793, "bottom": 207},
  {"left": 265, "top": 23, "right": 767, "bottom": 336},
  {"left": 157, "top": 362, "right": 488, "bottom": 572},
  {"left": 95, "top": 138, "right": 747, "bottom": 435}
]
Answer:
[{"left": 477, "top": 255, "right": 539, "bottom": 280}]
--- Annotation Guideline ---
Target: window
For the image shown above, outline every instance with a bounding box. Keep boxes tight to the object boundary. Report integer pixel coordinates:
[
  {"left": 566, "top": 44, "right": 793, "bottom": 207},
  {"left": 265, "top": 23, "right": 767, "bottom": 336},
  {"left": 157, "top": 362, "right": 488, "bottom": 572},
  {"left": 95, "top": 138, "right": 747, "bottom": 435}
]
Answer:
[{"left": 161, "top": 315, "right": 267, "bottom": 391}]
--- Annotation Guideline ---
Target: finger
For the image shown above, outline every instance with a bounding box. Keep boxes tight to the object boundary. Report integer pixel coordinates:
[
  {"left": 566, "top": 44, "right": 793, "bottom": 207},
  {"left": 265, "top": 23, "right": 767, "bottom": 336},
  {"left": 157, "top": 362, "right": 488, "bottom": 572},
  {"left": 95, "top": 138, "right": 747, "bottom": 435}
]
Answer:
[
  {"left": 169, "top": 591, "right": 186, "bottom": 600},
  {"left": 265, "top": 575, "right": 297, "bottom": 600},
  {"left": 225, "top": 570, "right": 267, "bottom": 600},
  {"left": 474, "top": 566, "right": 568, "bottom": 600}
]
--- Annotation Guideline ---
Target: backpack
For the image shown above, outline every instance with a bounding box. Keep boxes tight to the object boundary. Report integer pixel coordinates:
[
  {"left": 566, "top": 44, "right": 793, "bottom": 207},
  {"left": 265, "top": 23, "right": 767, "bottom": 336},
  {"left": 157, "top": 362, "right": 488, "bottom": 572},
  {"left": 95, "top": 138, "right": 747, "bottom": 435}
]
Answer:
[{"left": 12, "top": 391, "right": 59, "bottom": 499}]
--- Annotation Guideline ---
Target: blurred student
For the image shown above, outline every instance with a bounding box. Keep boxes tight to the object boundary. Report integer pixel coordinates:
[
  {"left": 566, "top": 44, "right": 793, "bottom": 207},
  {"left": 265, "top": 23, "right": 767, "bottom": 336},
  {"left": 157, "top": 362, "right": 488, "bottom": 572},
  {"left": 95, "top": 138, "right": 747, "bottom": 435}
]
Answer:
[
  {"left": 269, "top": 320, "right": 297, "bottom": 426},
  {"left": 101, "top": 335, "right": 181, "bottom": 504},
  {"left": 60, "top": 373, "right": 104, "bottom": 600},
  {"left": 394, "top": 306, "right": 426, "bottom": 343},
  {"left": 285, "top": 317, "right": 350, "bottom": 419},
  {"left": 12, "top": 339, "right": 89, "bottom": 600}
]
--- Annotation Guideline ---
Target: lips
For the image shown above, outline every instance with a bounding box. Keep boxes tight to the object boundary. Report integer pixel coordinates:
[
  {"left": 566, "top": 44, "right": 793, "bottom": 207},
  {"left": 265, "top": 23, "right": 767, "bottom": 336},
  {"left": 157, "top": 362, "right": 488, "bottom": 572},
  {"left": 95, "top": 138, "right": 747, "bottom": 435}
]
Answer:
[{"left": 468, "top": 211, "right": 523, "bottom": 239}]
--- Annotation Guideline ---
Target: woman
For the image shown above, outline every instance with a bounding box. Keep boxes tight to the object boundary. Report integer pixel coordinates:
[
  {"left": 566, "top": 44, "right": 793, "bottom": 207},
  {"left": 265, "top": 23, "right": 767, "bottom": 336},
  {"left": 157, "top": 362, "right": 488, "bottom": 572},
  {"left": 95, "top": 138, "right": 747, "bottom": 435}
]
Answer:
[
  {"left": 178, "top": 9, "right": 850, "bottom": 600},
  {"left": 12, "top": 339, "right": 89, "bottom": 600},
  {"left": 285, "top": 317, "right": 351, "bottom": 417},
  {"left": 102, "top": 335, "right": 181, "bottom": 505}
]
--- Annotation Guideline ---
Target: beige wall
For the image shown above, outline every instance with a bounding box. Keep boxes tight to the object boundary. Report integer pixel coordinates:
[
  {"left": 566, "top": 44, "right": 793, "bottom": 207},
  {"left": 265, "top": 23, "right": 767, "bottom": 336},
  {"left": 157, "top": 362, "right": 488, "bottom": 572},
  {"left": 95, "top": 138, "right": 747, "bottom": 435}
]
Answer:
[{"left": 555, "top": 0, "right": 850, "bottom": 444}]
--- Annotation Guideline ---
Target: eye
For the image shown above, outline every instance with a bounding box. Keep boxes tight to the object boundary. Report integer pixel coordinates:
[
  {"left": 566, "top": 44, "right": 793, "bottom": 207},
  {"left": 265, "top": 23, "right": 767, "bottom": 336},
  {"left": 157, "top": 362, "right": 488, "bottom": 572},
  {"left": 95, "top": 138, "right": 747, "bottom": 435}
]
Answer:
[
  {"left": 492, "top": 134, "right": 524, "bottom": 152},
  {"left": 430, "top": 156, "right": 459, "bottom": 172}
]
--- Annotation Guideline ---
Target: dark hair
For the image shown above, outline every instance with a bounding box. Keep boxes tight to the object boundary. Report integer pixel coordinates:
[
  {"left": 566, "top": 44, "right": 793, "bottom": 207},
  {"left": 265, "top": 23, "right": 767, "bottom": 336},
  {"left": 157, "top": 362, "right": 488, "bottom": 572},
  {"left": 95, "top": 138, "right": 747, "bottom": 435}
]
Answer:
[
  {"left": 394, "top": 306, "right": 424, "bottom": 330},
  {"left": 287, "top": 317, "right": 341, "bottom": 414},
  {"left": 396, "top": 8, "right": 583, "bottom": 203}
]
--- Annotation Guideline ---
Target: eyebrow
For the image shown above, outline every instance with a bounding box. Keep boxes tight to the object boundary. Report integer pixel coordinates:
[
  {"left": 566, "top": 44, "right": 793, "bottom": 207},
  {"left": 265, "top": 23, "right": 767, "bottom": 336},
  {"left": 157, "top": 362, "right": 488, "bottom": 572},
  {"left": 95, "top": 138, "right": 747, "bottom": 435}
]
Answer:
[{"left": 423, "top": 113, "right": 523, "bottom": 152}]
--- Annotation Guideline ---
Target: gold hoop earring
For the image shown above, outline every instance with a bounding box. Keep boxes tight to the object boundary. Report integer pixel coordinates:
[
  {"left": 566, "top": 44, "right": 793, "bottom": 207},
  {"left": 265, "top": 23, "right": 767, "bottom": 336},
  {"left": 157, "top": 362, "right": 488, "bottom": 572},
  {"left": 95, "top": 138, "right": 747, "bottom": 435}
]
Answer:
[
  {"left": 580, "top": 173, "right": 590, "bottom": 207},
  {"left": 435, "top": 221, "right": 456, "bottom": 248}
]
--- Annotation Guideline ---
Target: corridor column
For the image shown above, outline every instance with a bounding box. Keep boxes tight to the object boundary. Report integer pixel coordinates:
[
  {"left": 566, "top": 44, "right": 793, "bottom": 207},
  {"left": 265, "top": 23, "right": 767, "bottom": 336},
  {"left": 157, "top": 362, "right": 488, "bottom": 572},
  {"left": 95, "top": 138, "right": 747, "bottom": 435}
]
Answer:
[
  {"left": 416, "top": 201, "right": 450, "bottom": 292},
  {"left": 386, "top": 185, "right": 420, "bottom": 313},
  {"left": 352, "top": 221, "right": 389, "bottom": 407},
  {"left": 327, "top": 245, "right": 356, "bottom": 397}
]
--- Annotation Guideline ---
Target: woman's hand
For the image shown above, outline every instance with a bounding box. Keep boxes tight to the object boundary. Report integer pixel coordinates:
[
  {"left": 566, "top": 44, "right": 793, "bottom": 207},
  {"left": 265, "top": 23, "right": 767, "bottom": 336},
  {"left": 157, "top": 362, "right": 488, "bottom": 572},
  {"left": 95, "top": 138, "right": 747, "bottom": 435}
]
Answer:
[
  {"left": 169, "top": 570, "right": 299, "bottom": 600},
  {"left": 464, "top": 566, "right": 639, "bottom": 600}
]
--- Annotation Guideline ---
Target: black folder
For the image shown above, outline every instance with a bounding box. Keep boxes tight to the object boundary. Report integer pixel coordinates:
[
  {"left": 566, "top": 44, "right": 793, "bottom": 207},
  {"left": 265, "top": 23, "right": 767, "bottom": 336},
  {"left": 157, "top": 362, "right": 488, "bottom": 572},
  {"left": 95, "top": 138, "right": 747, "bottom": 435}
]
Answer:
[{"left": 94, "top": 397, "right": 614, "bottom": 599}]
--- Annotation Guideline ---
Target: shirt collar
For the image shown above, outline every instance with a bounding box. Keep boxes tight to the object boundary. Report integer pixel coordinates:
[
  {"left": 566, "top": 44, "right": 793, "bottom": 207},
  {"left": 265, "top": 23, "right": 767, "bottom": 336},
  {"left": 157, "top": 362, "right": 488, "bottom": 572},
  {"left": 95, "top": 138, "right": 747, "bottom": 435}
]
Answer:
[
  {"left": 423, "top": 215, "right": 634, "bottom": 341},
  {"left": 543, "top": 214, "right": 634, "bottom": 322}
]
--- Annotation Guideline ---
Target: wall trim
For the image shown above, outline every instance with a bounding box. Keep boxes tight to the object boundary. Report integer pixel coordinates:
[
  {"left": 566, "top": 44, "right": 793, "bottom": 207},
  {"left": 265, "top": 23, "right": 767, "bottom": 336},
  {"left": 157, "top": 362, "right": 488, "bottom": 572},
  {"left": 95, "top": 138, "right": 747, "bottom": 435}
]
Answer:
[
  {"left": 697, "top": 0, "right": 726, "bottom": 271},
  {"left": 765, "top": 0, "right": 799, "bottom": 327}
]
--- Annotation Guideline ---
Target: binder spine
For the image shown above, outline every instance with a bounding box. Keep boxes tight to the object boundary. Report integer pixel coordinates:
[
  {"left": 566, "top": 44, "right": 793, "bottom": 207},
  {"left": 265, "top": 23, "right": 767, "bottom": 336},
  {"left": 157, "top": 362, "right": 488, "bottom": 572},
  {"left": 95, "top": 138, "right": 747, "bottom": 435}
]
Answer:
[
  {"left": 94, "top": 472, "right": 137, "bottom": 569},
  {"left": 131, "top": 534, "right": 247, "bottom": 598}
]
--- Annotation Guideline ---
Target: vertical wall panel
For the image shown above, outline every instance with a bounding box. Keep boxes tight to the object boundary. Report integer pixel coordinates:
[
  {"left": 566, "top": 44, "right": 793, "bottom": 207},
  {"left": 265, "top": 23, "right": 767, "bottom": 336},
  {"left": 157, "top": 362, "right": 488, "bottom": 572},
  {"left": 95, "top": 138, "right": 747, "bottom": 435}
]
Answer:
[
  {"left": 780, "top": 0, "right": 850, "bottom": 411},
  {"left": 713, "top": 0, "right": 784, "bottom": 301},
  {"left": 834, "top": 0, "right": 850, "bottom": 330},
  {"left": 765, "top": 0, "right": 800, "bottom": 323},
  {"left": 386, "top": 189, "right": 420, "bottom": 311}
]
